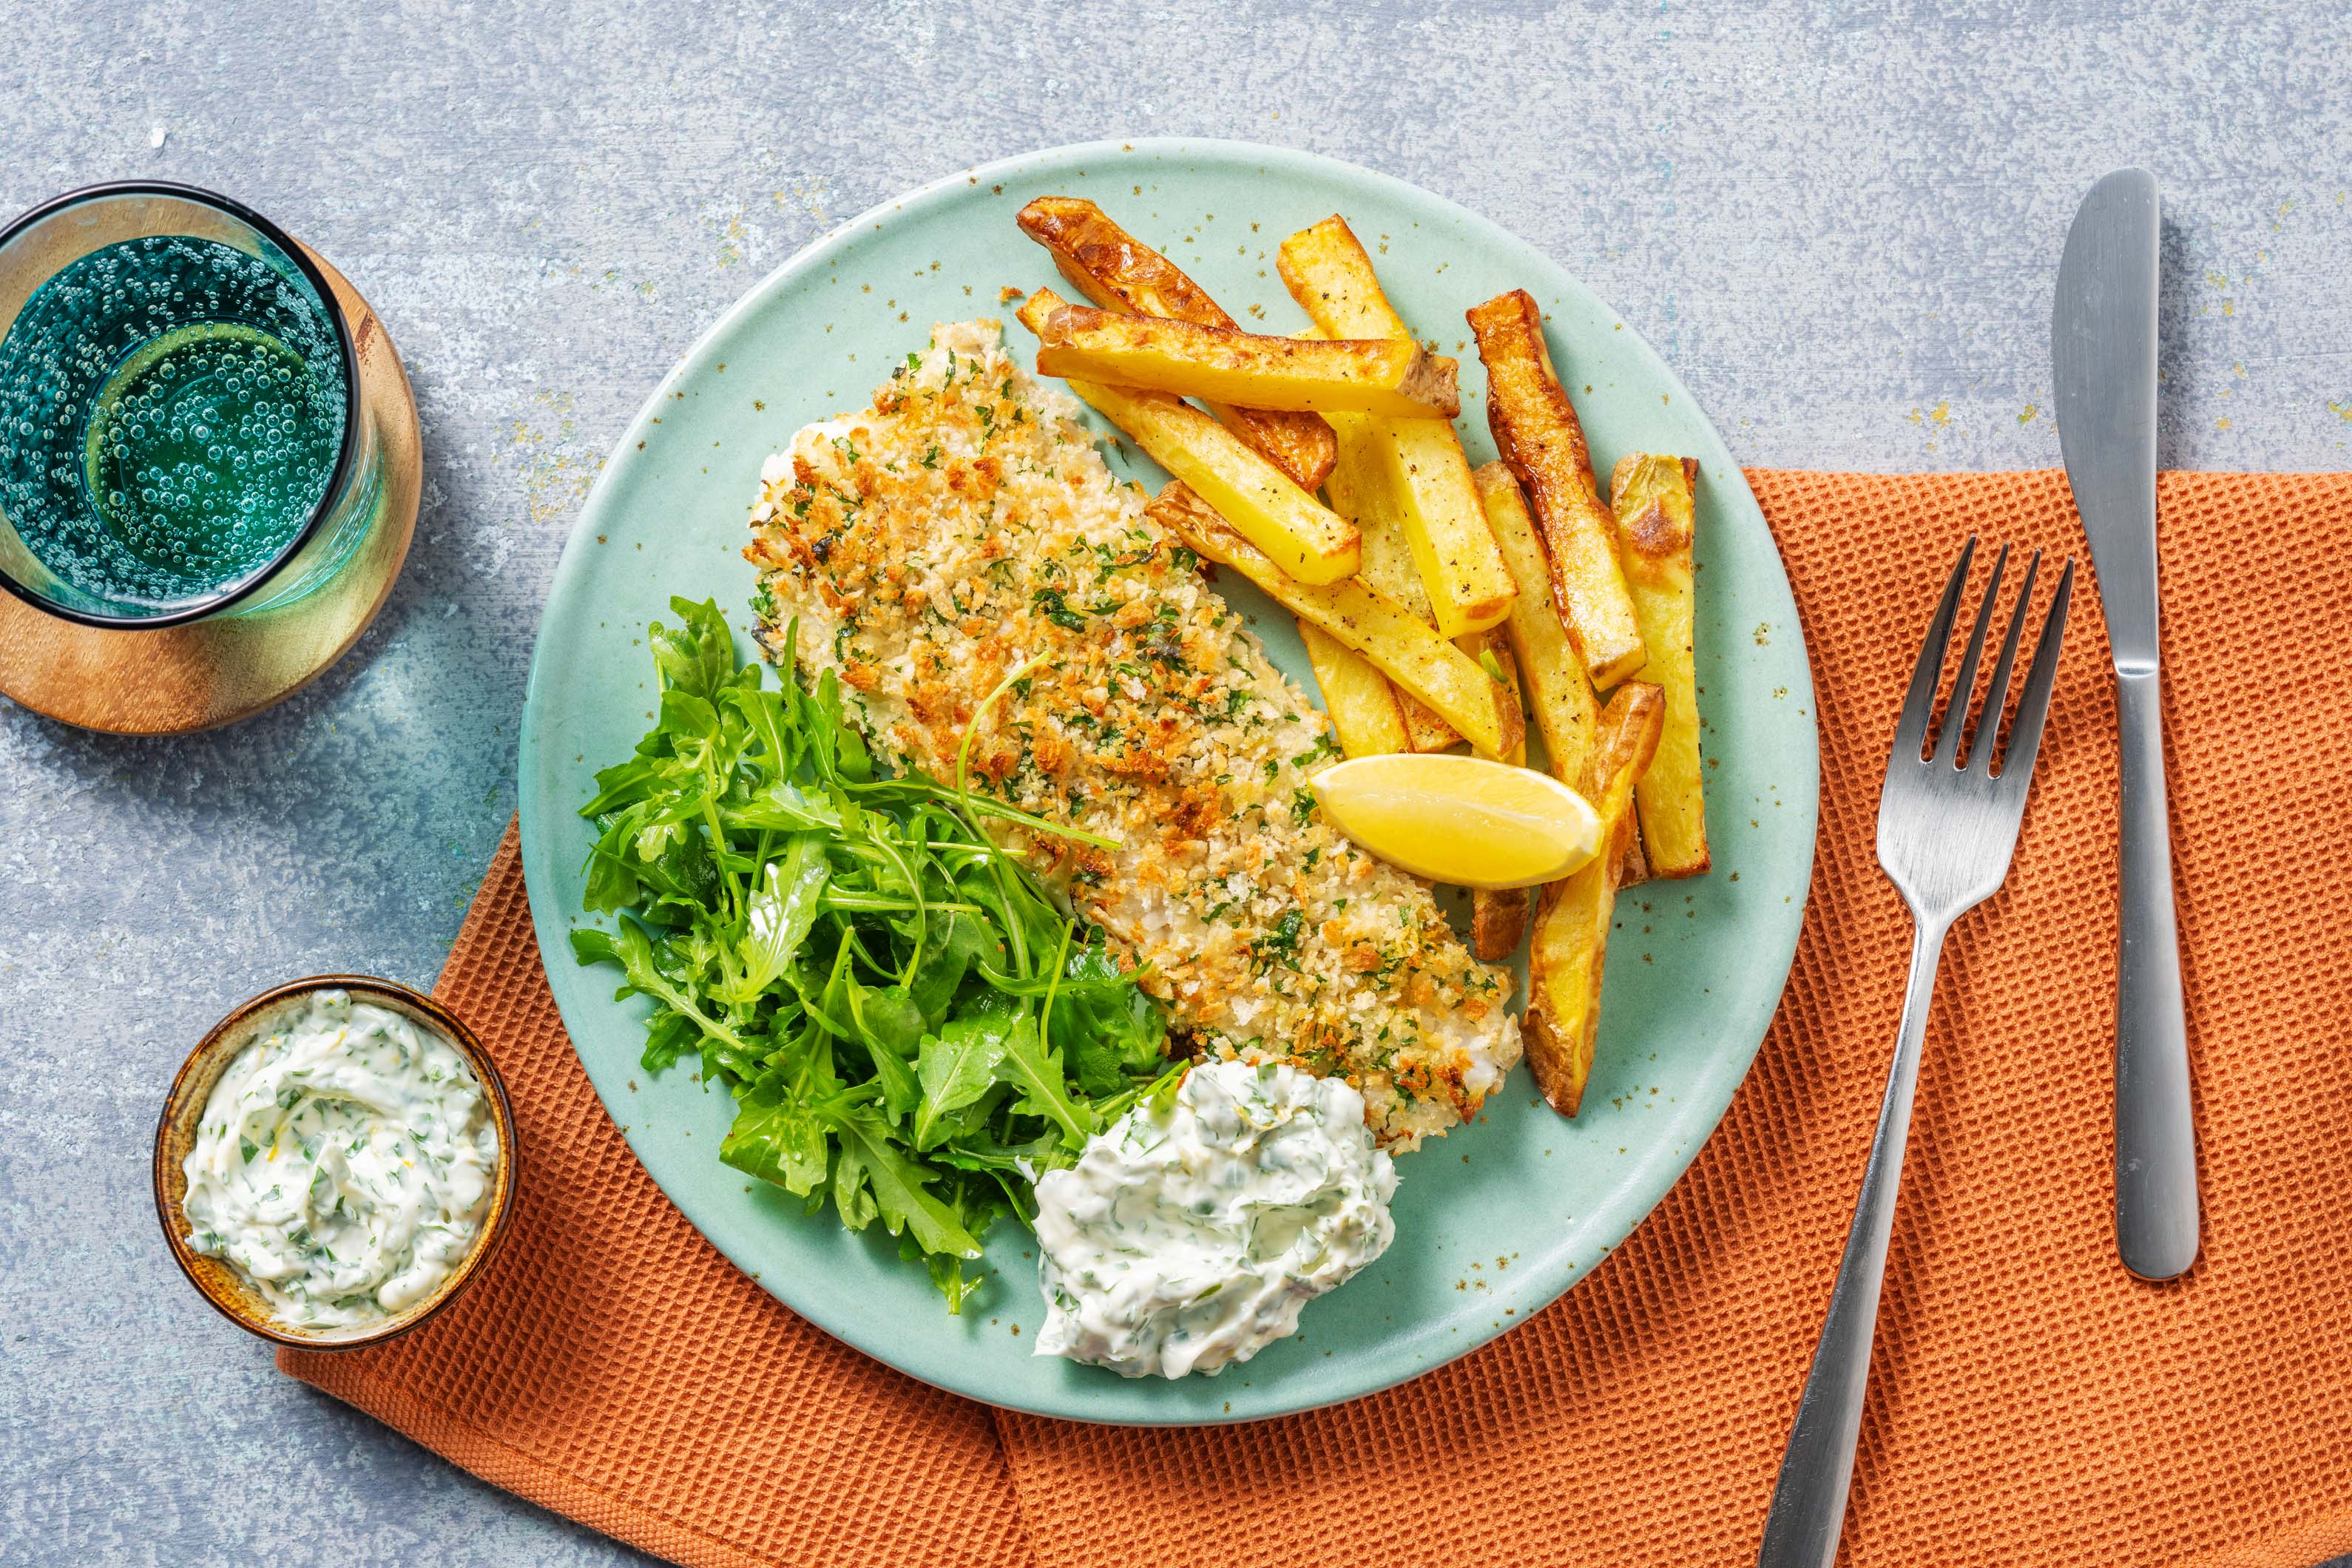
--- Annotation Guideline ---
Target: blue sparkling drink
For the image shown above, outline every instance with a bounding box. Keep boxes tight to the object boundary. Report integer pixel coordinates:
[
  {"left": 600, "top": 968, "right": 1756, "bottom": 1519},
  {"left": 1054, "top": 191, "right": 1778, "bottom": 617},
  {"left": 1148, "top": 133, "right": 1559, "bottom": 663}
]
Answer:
[{"left": 0, "top": 234, "right": 347, "bottom": 612}]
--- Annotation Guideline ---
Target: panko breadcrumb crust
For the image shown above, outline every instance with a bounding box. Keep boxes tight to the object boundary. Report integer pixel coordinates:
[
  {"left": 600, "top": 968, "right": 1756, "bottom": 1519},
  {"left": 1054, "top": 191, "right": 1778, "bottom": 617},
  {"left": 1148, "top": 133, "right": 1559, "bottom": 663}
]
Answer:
[{"left": 743, "top": 320, "right": 1519, "bottom": 1148}]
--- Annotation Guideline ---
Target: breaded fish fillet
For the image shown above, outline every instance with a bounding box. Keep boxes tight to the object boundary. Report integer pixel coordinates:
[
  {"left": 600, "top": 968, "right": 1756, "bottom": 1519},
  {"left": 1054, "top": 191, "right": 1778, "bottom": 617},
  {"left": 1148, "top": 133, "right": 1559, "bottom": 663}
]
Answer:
[{"left": 743, "top": 320, "right": 1518, "bottom": 1148}]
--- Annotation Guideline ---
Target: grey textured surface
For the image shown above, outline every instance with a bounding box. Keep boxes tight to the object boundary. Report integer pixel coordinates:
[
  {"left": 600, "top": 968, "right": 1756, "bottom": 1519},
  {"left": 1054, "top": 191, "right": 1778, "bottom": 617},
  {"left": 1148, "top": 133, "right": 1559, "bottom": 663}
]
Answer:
[{"left": 4, "top": 3, "right": 2349, "bottom": 1564}]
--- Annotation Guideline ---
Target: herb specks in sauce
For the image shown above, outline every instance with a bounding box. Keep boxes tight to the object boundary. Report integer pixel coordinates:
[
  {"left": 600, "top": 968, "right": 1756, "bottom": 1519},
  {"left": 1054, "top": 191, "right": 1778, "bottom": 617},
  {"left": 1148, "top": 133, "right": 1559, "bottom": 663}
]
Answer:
[{"left": 181, "top": 990, "right": 496, "bottom": 1331}]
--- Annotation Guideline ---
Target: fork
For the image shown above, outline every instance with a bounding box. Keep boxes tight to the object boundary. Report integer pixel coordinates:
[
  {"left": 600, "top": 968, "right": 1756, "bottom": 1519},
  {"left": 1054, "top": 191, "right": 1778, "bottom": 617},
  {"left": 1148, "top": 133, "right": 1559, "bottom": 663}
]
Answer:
[{"left": 1756, "top": 537, "right": 2075, "bottom": 1568}]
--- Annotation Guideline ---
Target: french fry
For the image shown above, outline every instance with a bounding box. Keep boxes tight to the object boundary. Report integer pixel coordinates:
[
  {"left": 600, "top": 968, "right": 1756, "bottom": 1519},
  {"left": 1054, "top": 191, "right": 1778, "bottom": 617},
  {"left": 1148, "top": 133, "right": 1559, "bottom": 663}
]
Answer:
[
  {"left": 1465, "top": 628, "right": 1532, "bottom": 960},
  {"left": 1522, "top": 682, "right": 1665, "bottom": 1116},
  {"left": 1393, "top": 692, "right": 1459, "bottom": 753},
  {"left": 1375, "top": 417, "right": 1516, "bottom": 637},
  {"left": 1473, "top": 885, "right": 1530, "bottom": 962},
  {"left": 1621, "top": 817, "right": 1653, "bottom": 888},
  {"left": 1609, "top": 454, "right": 1709, "bottom": 878},
  {"left": 1472, "top": 462, "right": 1598, "bottom": 789},
  {"left": 1467, "top": 289, "right": 1646, "bottom": 688},
  {"left": 1459, "top": 629, "right": 1526, "bottom": 768},
  {"left": 1324, "top": 409, "right": 1460, "bottom": 751},
  {"left": 1274, "top": 216, "right": 1416, "bottom": 339},
  {"left": 1016, "top": 288, "right": 1359, "bottom": 585},
  {"left": 1035, "top": 305, "right": 1459, "bottom": 419},
  {"left": 1067, "top": 382, "right": 1359, "bottom": 584},
  {"left": 1300, "top": 621, "right": 1409, "bottom": 758},
  {"left": 1278, "top": 217, "right": 1515, "bottom": 637},
  {"left": 1015, "top": 197, "right": 1334, "bottom": 489},
  {"left": 1146, "top": 482, "right": 1519, "bottom": 759}
]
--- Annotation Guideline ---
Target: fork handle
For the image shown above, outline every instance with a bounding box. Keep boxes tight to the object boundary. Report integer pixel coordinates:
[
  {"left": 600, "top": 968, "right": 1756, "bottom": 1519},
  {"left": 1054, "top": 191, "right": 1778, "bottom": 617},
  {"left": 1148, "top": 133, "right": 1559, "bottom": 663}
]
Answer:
[
  {"left": 2112, "top": 666, "right": 2200, "bottom": 1278},
  {"left": 1756, "top": 916, "right": 1949, "bottom": 1568}
]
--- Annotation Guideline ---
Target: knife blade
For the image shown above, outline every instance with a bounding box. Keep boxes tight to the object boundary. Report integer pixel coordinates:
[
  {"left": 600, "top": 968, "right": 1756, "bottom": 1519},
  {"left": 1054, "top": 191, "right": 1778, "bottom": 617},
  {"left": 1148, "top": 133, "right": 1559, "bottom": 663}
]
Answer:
[{"left": 2052, "top": 167, "right": 2201, "bottom": 1280}]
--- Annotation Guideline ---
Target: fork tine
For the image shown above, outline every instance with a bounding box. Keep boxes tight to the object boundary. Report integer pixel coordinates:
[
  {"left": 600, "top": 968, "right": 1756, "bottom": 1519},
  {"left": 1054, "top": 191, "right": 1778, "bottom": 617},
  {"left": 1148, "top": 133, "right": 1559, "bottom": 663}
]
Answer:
[
  {"left": 1933, "top": 543, "right": 2010, "bottom": 768},
  {"left": 1971, "top": 548, "right": 2043, "bottom": 772},
  {"left": 1996, "top": 557, "right": 2075, "bottom": 788},
  {"left": 1892, "top": 536, "right": 1976, "bottom": 762}
]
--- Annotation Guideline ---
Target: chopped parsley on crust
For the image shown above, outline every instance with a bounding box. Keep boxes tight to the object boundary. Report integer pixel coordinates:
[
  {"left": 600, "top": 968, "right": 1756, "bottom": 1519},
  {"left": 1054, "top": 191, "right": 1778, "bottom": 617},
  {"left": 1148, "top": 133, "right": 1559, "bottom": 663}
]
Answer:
[{"left": 744, "top": 320, "right": 1520, "bottom": 1149}]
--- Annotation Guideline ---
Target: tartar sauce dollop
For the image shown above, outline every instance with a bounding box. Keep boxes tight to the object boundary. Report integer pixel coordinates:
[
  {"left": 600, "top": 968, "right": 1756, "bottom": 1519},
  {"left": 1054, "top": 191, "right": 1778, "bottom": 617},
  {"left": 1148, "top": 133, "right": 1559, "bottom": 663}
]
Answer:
[
  {"left": 1033, "top": 1059, "right": 1397, "bottom": 1379},
  {"left": 181, "top": 990, "right": 498, "bottom": 1331}
]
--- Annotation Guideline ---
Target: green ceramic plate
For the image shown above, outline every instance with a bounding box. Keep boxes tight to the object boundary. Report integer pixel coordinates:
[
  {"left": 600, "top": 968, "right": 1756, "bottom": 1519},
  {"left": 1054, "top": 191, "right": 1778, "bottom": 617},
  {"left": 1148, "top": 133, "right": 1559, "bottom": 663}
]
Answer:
[{"left": 518, "top": 138, "right": 1817, "bottom": 1424}]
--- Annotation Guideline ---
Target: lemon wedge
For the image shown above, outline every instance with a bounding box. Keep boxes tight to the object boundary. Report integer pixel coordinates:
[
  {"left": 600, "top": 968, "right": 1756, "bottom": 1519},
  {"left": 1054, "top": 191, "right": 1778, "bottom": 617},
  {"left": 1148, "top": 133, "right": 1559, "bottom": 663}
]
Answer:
[{"left": 1308, "top": 754, "right": 1605, "bottom": 890}]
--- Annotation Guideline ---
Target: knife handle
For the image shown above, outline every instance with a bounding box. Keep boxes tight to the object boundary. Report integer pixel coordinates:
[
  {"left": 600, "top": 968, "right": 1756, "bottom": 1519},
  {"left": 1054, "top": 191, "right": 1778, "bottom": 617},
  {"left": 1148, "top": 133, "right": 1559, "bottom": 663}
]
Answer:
[{"left": 2112, "top": 666, "right": 2200, "bottom": 1279}]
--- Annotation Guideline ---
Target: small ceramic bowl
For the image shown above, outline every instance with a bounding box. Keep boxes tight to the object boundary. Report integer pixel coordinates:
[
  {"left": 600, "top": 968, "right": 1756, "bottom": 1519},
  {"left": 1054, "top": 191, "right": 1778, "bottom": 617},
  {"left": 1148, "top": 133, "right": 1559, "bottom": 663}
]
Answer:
[{"left": 152, "top": 974, "right": 519, "bottom": 1350}]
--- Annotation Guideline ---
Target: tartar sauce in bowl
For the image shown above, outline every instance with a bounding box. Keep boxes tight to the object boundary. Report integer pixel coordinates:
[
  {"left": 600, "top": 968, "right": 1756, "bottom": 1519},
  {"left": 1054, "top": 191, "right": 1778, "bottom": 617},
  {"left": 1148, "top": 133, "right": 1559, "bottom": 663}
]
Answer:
[
  {"left": 1034, "top": 1059, "right": 1397, "bottom": 1379},
  {"left": 169, "top": 984, "right": 506, "bottom": 1338}
]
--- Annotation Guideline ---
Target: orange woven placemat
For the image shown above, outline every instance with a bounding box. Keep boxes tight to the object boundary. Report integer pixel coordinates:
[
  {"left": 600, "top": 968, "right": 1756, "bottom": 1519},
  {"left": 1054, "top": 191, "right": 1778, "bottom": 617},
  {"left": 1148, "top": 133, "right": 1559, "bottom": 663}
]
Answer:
[{"left": 283, "top": 470, "right": 2352, "bottom": 1568}]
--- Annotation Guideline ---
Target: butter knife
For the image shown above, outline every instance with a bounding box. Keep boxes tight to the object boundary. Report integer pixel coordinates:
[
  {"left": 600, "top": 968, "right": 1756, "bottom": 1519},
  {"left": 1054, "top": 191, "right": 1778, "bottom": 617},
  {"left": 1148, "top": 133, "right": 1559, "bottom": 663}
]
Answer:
[{"left": 2052, "top": 168, "right": 2200, "bottom": 1280}]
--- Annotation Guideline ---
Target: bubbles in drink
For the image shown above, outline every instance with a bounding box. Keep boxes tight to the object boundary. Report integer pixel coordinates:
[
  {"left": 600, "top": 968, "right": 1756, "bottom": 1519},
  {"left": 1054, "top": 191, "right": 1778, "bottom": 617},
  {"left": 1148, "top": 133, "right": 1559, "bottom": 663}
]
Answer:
[
  {"left": 85, "top": 322, "right": 339, "bottom": 581},
  {"left": 0, "top": 234, "right": 348, "bottom": 612}
]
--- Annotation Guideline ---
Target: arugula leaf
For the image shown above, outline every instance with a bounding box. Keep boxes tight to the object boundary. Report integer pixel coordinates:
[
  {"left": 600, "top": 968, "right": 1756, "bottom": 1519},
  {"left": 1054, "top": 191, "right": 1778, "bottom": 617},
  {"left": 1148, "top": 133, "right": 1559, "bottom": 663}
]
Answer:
[
  {"left": 932, "top": 1126, "right": 1068, "bottom": 1178},
  {"left": 641, "top": 1008, "right": 700, "bottom": 1072},
  {"left": 913, "top": 1013, "right": 1015, "bottom": 1150},
  {"left": 831, "top": 1107, "right": 982, "bottom": 1258},
  {"left": 850, "top": 984, "right": 927, "bottom": 1119},
  {"left": 722, "top": 682, "right": 794, "bottom": 785},
  {"left": 1054, "top": 946, "right": 1167, "bottom": 1096},
  {"left": 928, "top": 1254, "right": 978, "bottom": 1312},
  {"left": 568, "top": 919, "right": 748, "bottom": 1058},
  {"left": 906, "top": 906, "right": 993, "bottom": 1029},
  {"left": 1147, "top": 1064, "right": 1184, "bottom": 1115},
  {"left": 659, "top": 689, "right": 720, "bottom": 757},
  {"left": 956, "top": 863, "right": 1061, "bottom": 984},
  {"left": 580, "top": 755, "right": 669, "bottom": 818},
  {"left": 721, "top": 1087, "right": 830, "bottom": 1196},
  {"left": 854, "top": 984, "right": 929, "bottom": 1058},
  {"left": 864, "top": 1038, "right": 920, "bottom": 1119},
  {"left": 922, "top": 1083, "right": 1010, "bottom": 1150},
  {"left": 631, "top": 815, "right": 720, "bottom": 908},
  {"left": 802, "top": 669, "right": 872, "bottom": 785},
  {"left": 730, "top": 836, "right": 828, "bottom": 1000},
  {"left": 722, "top": 782, "right": 840, "bottom": 834},
  {"left": 993, "top": 1011, "right": 1096, "bottom": 1150},
  {"left": 581, "top": 837, "right": 641, "bottom": 915},
  {"left": 568, "top": 926, "right": 619, "bottom": 967},
  {"left": 651, "top": 596, "right": 735, "bottom": 700},
  {"left": 831, "top": 1129, "right": 880, "bottom": 1231}
]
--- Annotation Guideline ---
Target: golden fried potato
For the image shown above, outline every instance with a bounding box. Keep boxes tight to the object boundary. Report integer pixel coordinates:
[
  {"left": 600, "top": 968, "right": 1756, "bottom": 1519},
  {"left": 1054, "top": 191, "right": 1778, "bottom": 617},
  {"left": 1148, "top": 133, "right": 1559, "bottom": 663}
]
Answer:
[
  {"left": 1017, "top": 288, "right": 1359, "bottom": 584},
  {"left": 1274, "top": 215, "right": 1416, "bottom": 340},
  {"left": 1467, "top": 289, "right": 1646, "bottom": 688},
  {"left": 1277, "top": 217, "right": 1515, "bottom": 637},
  {"left": 1456, "top": 626, "right": 1527, "bottom": 767},
  {"left": 1323, "top": 409, "right": 1461, "bottom": 751},
  {"left": 1035, "top": 304, "right": 1459, "bottom": 418},
  {"left": 1300, "top": 621, "right": 1410, "bottom": 758},
  {"left": 1464, "top": 626, "right": 1532, "bottom": 960},
  {"left": 1473, "top": 885, "right": 1530, "bottom": 962},
  {"left": 1522, "top": 682, "right": 1665, "bottom": 1115},
  {"left": 1609, "top": 454, "right": 1709, "bottom": 878},
  {"left": 1015, "top": 196, "right": 1334, "bottom": 488},
  {"left": 1472, "top": 462, "right": 1598, "bottom": 789},
  {"left": 1620, "top": 817, "right": 1652, "bottom": 888}
]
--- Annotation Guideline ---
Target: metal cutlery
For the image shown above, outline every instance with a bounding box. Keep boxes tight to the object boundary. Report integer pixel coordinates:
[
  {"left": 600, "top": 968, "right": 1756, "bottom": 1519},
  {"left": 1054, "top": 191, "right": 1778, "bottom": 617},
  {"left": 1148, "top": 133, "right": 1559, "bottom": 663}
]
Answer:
[
  {"left": 2052, "top": 166, "right": 2202, "bottom": 1281},
  {"left": 1757, "top": 538, "right": 2075, "bottom": 1568}
]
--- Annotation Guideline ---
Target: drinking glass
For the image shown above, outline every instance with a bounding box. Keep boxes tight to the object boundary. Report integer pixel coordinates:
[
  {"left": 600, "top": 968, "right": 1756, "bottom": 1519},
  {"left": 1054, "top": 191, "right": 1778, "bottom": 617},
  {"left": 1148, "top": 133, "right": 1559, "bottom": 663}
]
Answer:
[{"left": 0, "top": 183, "right": 419, "bottom": 731}]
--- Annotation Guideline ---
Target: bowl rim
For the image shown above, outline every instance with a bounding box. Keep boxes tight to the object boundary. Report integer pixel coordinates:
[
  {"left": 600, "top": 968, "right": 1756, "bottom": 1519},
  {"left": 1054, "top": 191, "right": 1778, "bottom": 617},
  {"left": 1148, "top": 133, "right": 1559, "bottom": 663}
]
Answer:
[{"left": 152, "top": 973, "right": 520, "bottom": 1351}]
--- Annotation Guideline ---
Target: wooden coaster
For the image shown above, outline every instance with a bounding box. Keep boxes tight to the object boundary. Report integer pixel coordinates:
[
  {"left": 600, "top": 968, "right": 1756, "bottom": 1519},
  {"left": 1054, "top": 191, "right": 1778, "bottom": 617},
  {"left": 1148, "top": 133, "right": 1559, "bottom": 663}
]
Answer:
[{"left": 0, "top": 246, "right": 422, "bottom": 734}]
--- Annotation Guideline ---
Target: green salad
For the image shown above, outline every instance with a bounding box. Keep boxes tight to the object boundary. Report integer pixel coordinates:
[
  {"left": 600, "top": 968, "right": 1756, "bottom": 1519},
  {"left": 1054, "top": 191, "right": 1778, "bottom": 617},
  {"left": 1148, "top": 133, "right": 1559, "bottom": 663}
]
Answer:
[{"left": 572, "top": 598, "right": 1174, "bottom": 1309}]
